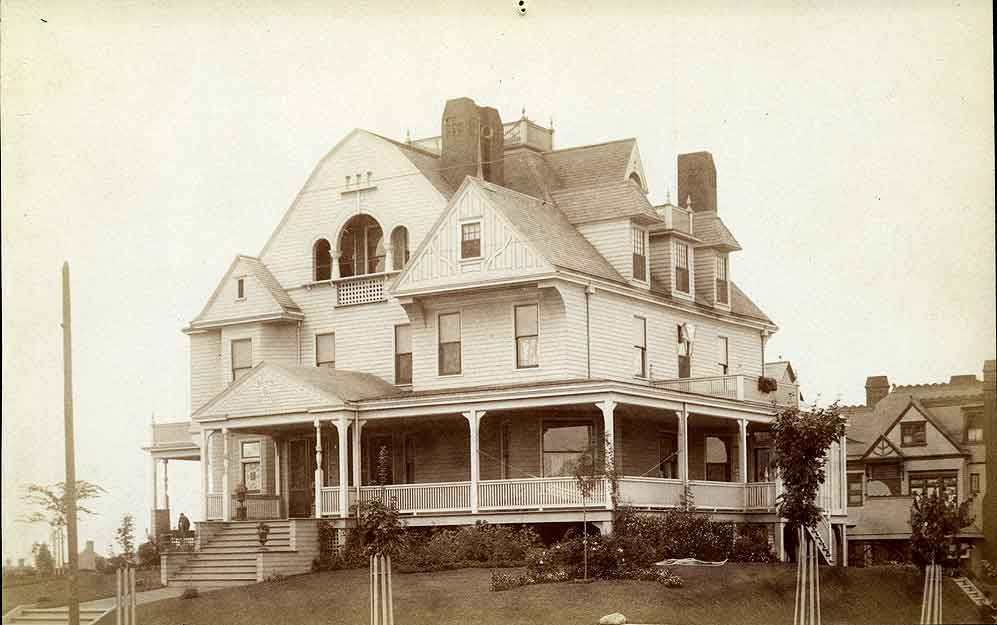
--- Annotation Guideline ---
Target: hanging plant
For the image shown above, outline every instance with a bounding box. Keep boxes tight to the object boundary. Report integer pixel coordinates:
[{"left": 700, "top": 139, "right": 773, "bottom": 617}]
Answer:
[{"left": 757, "top": 376, "right": 779, "bottom": 394}]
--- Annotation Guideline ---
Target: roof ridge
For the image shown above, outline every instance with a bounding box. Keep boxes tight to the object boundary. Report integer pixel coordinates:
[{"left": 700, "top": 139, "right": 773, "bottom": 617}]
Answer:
[
  {"left": 544, "top": 137, "right": 635, "bottom": 155},
  {"left": 477, "top": 178, "right": 547, "bottom": 204},
  {"left": 365, "top": 130, "right": 441, "bottom": 159}
]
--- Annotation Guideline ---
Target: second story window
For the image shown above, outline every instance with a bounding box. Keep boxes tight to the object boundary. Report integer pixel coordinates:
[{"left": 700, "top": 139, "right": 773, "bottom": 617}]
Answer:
[
  {"left": 718, "top": 337, "right": 729, "bottom": 375},
  {"left": 515, "top": 304, "right": 539, "bottom": 369},
  {"left": 674, "top": 241, "right": 690, "bottom": 293},
  {"left": 390, "top": 226, "right": 410, "bottom": 271},
  {"left": 394, "top": 324, "right": 412, "bottom": 385},
  {"left": 866, "top": 462, "right": 901, "bottom": 497},
  {"left": 236, "top": 277, "right": 246, "bottom": 300},
  {"left": 438, "top": 312, "right": 461, "bottom": 375},
  {"left": 677, "top": 325, "right": 691, "bottom": 378},
  {"left": 966, "top": 411, "right": 984, "bottom": 442},
  {"left": 632, "top": 227, "right": 647, "bottom": 282},
  {"left": 231, "top": 338, "right": 252, "bottom": 381},
  {"left": 461, "top": 222, "right": 481, "bottom": 259},
  {"left": 901, "top": 421, "right": 926, "bottom": 446},
  {"left": 316, "top": 333, "right": 335, "bottom": 368},
  {"left": 716, "top": 255, "right": 729, "bottom": 304},
  {"left": 633, "top": 316, "right": 647, "bottom": 377},
  {"left": 313, "top": 238, "right": 332, "bottom": 281},
  {"left": 847, "top": 473, "right": 864, "bottom": 507}
]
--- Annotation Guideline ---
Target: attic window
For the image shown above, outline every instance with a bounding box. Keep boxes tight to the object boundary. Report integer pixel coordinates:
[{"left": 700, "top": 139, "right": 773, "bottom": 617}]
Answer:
[
  {"left": 236, "top": 278, "right": 245, "bottom": 300},
  {"left": 461, "top": 222, "right": 481, "bottom": 259},
  {"left": 674, "top": 241, "right": 690, "bottom": 293},
  {"left": 901, "top": 422, "right": 926, "bottom": 447},
  {"left": 716, "top": 255, "right": 729, "bottom": 304},
  {"left": 632, "top": 227, "right": 647, "bottom": 282}
]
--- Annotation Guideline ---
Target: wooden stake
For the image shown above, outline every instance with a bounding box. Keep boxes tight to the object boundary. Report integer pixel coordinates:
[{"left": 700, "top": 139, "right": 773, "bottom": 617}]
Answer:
[{"left": 62, "top": 262, "right": 81, "bottom": 625}]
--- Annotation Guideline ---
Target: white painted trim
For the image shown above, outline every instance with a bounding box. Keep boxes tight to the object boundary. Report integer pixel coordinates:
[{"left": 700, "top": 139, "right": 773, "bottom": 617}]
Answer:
[
  {"left": 458, "top": 219, "right": 484, "bottom": 262},
  {"left": 436, "top": 309, "right": 464, "bottom": 378},
  {"left": 392, "top": 322, "right": 413, "bottom": 385},
  {"left": 511, "top": 300, "right": 542, "bottom": 371}
]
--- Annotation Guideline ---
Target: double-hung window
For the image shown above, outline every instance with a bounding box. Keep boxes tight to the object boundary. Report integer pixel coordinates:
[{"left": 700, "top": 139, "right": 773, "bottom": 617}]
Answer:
[
  {"left": 847, "top": 473, "right": 864, "bottom": 507},
  {"left": 394, "top": 324, "right": 412, "bottom": 385},
  {"left": 236, "top": 277, "right": 246, "bottom": 300},
  {"left": 633, "top": 316, "right": 647, "bottom": 377},
  {"left": 677, "top": 325, "right": 691, "bottom": 378},
  {"left": 866, "top": 462, "right": 901, "bottom": 497},
  {"left": 316, "top": 333, "right": 335, "bottom": 368},
  {"left": 966, "top": 412, "right": 984, "bottom": 442},
  {"left": 716, "top": 255, "right": 729, "bottom": 304},
  {"left": 901, "top": 422, "right": 926, "bottom": 446},
  {"left": 542, "top": 421, "right": 594, "bottom": 477},
  {"left": 438, "top": 312, "right": 461, "bottom": 375},
  {"left": 718, "top": 337, "right": 729, "bottom": 375},
  {"left": 632, "top": 227, "right": 647, "bottom": 282},
  {"left": 514, "top": 304, "right": 539, "bottom": 368},
  {"left": 674, "top": 241, "right": 690, "bottom": 293},
  {"left": 231, "top": 339, "right": 252, "bottom": 381},
  {"left": 241, "top": 441, "right": 262, "bottom": 492},
  {"left": 461, "top": 222, "right": 481, "bottom": 259}
]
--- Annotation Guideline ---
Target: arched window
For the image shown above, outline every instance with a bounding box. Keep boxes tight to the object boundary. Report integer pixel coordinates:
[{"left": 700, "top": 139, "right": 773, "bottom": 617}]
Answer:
[
  {"left": 338, "top": 215, "right": 384, "bottom": 277},
  {"left": 313, "top": 239, "right": 332, "bottom": 281},
  {"left": 391, "top": 226, "right": 409, "bottom": 271}
]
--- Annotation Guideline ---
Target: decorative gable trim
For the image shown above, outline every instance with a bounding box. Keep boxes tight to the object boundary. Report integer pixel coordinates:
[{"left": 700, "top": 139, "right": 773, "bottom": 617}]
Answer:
[
  {"left": 624, "top": 142, "right": 648, "bottom": 194},
  {"left": 861, "top": 435, "right": 905, "bottom": 461},
  {"left": 186, "top": 255, "right": 302, "bottom": 332},
  {"left": 868, "top": 399, "right": 966, "bottom": 458},
  {"left": 193, "top": 361, "right": 345, "bottom": 420}
]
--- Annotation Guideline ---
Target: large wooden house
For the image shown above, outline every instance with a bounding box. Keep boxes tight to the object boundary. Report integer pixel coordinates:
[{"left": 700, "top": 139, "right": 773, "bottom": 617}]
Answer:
[{"left": 147, "top": 98, "right": 848, "bottom": 586}]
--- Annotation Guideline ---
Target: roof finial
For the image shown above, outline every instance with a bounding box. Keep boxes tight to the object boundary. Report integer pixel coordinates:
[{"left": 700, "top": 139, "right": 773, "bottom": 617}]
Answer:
[
  {"left": 404, "top": 128, "right": 411, "bottom": 144},
  {"left": 521, "top": 106, "right": 527, "bottom": 120},
  {"left": 549, "top": 115, "right": 554, "bottom": 130},
  {"left": 666, "top": 188, "right": 672, "bottom": 204},
  {"left": 685, "top": 194, "right": 693, "bottom": 210}
]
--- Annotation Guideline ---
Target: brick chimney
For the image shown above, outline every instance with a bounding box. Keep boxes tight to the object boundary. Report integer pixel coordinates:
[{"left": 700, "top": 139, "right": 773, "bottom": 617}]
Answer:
[
  {"left": 677, "top": 151, "right": 717, "bottom": 213},
  {"left": 441, "top": 97, "right": 505, "bottom": 189},
  {"left": 865, "top": 375, "right": 890, "bottom": 407},
  {"left": 983, "top": 359, "right": 996, "bottom": 561}
]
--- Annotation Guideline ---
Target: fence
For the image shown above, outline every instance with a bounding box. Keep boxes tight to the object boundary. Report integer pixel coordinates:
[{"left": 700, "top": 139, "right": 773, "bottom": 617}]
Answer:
[
  {"left": 115, "top": 566, "right": 137, "bottom": 625},
  {"left": 369, "top": 553, "right": 394, "bottom": 625}
]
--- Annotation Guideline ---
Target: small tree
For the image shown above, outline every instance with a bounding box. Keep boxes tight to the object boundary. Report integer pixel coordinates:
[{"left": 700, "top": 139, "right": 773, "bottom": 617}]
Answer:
[
  {"left": 116, "top": 514, "right": 136, "bottom": 563},
  {"left": 20, "top": 481, "right": 105, "bottom": 529},
  {"left": 32, "top": 542, "right": 55, "bottom": 577},
  {"left": 571, "top": 438, "right": 618, "bottom": 581},
  {"left": 909, "top": 487, "right": 974, "bottom": 567}
]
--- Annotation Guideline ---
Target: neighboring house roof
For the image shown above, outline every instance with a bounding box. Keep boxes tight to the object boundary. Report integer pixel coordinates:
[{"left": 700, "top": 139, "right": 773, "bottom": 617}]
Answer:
[
  {"left": 764, "top": 361, "right": 798, "bottom": 383},
  {"left": 550, "top": 181, "right": 661, "bottom": 225},
  {"left": 693, "top": 212, "right": 742, "bottom": 251},
  {"left": 475, "top": 179, "right": 625, "bottom": 282},
  {"left": 542, "top": 138, "right": 638, "bottom": 189},
  {"left": 187, "top": 255, "right": 301, "bottom": 330}
]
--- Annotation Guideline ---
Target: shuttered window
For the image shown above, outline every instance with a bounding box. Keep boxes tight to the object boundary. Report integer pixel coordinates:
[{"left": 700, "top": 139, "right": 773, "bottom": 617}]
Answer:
[
  {"left": 438, "top": 312, "right": 461, "bottom": 375},
  {"left": 866, "top": 462, "right": 901, "bottom": 497},
  {"left": 716, "top": 255, "right": 729, "bottom": 304}
]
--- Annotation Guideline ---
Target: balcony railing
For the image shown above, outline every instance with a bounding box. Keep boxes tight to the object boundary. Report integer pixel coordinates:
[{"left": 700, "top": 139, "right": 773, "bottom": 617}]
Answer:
[
  {"left": 656, "top": 374, "right": 799, "bottom": 409},
  {"left": 151, "top": 421, "right": 194, "bottom": 447},
  {"left": 479, "top": 477, "right": 604, "bottom": 510},
  {"left": 335, "top": 273, "right": 387, "bottom": 307},
  {"left": 357, "top": 482, "right": 471, "bottom": 514}
]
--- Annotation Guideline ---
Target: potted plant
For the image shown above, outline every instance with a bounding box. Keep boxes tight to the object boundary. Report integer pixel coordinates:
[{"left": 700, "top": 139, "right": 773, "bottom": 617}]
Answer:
[
  {"left": 234, "top": 483, "right": 249, "bottom": 520},
  {"left": 256, "top": 522, "right": 271, "bottom": 550},
  {"left": 757, "top": 376, "right": 778, "bottom": 394}
]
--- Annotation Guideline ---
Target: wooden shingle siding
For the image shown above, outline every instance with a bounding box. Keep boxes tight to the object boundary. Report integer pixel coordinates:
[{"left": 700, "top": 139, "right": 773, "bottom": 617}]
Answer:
[
  {"left": 260, "top": 132, "right": 448, "bottom": 288},
  {"left": 576, "top": 219, "right": 632, "bottom": 281},
  {"left": 397, "top": 183, "right": 553, "bottom": 292},
  {"left": 694, "top": 247, "right": 716, "bottom": 305},
  {"left": 190, "top": 331, "right": 223, "bottom": 413},
  {"left": 649, "top": 235, "right": 673, "bottom": 292}
]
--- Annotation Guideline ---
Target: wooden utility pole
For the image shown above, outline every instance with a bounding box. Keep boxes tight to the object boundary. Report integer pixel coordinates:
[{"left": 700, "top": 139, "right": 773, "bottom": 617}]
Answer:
[{"left": 62, "top": 262, "right": 81, "bottom": 625}]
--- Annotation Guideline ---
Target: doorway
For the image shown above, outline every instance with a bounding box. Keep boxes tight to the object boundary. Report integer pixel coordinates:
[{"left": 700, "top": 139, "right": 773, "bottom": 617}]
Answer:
[{"left": 288, "top": 438, "right": 316, "bottom": 518}]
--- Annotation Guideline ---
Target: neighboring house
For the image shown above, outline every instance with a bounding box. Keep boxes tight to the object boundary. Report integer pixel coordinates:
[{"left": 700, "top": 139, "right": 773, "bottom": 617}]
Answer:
[
  {"left": 147, "top": 98, "right": 848, "bottom": 586},
  {"left": 844, "top": 359, "right": 996, "bottom": 569},
  {"left": 78, "top": 541, "right": 98, "bottom": 571}
]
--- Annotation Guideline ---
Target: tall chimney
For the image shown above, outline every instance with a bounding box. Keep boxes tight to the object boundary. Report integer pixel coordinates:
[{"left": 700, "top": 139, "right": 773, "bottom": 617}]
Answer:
[
  {"left": 677, "top": 151, "right": 717, "bottom": 213},
  {"left": 864, "top": 375, "right": 890, "bottom": 407},
  {"left": 441, "top": 97, "right": 504, "bottom": 189},
  {"left": 982, "top": 359, "right": 996, "bottom": 561}
]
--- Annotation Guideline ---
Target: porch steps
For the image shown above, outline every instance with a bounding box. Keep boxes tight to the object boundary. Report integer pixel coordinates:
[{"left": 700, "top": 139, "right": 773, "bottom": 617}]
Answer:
[
  {"left": 806, "top": 521, "right": 834, "bottom": 566},
  {"left": 167, "top": 520, "right": 294, "bottom": 588},
  {"left": 2, "top": 607, "right": 107, "bottom": 625},
  {"left": 952, "top": 576, "right": 989, "bottom": 606}
]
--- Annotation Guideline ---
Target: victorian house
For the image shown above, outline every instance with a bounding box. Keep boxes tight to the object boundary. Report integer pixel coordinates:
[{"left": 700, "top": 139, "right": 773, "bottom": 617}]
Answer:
[
  {"left": 146, "top": 98, "right": 848, "bottom": 586},
  {"left": 843, "top": 360, "right": 995, "bottom": 569}
]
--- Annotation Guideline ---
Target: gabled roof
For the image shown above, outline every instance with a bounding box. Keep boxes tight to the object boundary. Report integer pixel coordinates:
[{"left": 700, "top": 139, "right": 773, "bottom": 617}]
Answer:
[
  {"left": 550, "top": 181, "right": 661, "bottom": 225},
  {"left": 729, "top": 282, "right": 773, "bottom": 324},
  {"left": 476, "top": 179, "right": 625, "bottom": 282},
  {"left": 542, "top": 138, "right": 639, "bottom": 189},
  {"left": 693, "top": 212, "right": 742, "bottom": 251},
  {"left": 193, "top": 361, "right": 401, "bottom": 419},
  {"left": 187, "top": 255, "right": 301, "bottom": 331},
  {"left": 861, "top": 434, "right": 906, "bottom": 461},
  {"left": 764, "top": 361, "right": 798, "bottom": 383},
  {"left": 369, "top": 131, "right": 454, "bottom": 199}
]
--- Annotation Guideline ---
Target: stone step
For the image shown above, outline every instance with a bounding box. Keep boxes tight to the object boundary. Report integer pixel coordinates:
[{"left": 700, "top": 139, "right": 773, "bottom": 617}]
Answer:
[
  {"left": 170, "top": 571, "right": 257, "bottom": 581},
  {"left": 180, "top": 562, "right": 257, "bottom": 572},
  {"left": 167, "top": 579, "right": 255, "bottom": 588}
]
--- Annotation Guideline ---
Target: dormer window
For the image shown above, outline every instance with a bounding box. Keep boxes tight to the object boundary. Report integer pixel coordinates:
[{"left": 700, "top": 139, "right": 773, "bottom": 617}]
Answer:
[
  {"left": 461, "top": 222, "right": 481, "bottom": 259},
  {"left": 674, "top": 241, "right": 690, "bottom": 293},
  {"left": 716, "top": 255, "right": 729, "bottom": 304},
  {"left": 632, "top": 227, "right": 647, "bottom": 282},
  {"left": 236, "top": 278, "right": 245, "bottom": 300}
]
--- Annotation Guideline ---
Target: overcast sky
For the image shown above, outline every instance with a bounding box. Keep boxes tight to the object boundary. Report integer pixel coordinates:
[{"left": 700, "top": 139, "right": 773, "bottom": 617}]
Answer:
[{"left": 2, "top": 0, "right": 993, "bottom": 563}]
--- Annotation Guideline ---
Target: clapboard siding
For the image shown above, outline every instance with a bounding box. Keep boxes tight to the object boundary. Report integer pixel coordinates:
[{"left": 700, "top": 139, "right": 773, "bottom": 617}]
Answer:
[
  {"left": 577, "top": 220, "right": 632, "bottom": 281},
  {"left": 207, "top": 432, "right": 277, "bottom": 497},
  {"left": 649, "top": 235, "right": 673, "bottom": 292},
  {"left": 190, "top": 331, "right": 223, "bottom": 413},
  {"left": 260, "top": 131, "right": 448, "bottom": 288},
  {"left": 397, "top": 183, "right": 552, "bottom": 292},
  {"left": 694, "top": 247, "right": 716, "bottom": 305},
  {"left": 197, "top": 258, "right": 286, "bottom": 325}
]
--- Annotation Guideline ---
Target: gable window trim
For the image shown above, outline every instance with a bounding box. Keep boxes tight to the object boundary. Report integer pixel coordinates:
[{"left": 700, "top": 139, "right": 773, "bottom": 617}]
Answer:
[
  {"left": 394, "top": 323, "right": 413, "bottom": 386},
  {"left": 460, "top": 219, "right": 483, "bottom": 261},
  {"left": 631, "top": 225, "right": 649, "bottom": 283},
  {"left": 437, "top": 310, "right": 463, "bottom": 377},
  {"left": 900, "top": 421, "right": 927, "bottom": 447},
  {"left": 231, "top": 338, "right": 253, "bottom": 382},
  {"left": 513, "top": 302, "right": 540, "bottom": 370},
  {"left": 236, "top": 277, "right": 246, "bottom": 301},
  {"left": 315, "top": 332, "right": 336, "bottom": 369}
]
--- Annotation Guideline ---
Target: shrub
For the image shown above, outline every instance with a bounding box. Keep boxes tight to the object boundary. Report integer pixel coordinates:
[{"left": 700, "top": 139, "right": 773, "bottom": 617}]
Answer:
[
  {"left": 312, "top": 522, "right": 366, "bottom": 572},
  {"left": 731, "top": 525, "right": 776, "bottom": 563},
  {"left": 398, "top": 523, "right": 539, "bottom": 571},
  {"left": 489, "top": 571, "right": 530, "bottom": 592},
  {"left": 980, "top": 559, "right": 997, "bottom": 582},
  {"left": 615, "top": 507, "right": 739, "bottom": 562},
  {"left": 137, "top": 540, "right": 159, "bottom": 569}
]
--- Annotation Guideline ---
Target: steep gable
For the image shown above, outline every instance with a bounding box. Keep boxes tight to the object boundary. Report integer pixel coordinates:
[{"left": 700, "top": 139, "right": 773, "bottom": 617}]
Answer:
[
  {"left": 882, "top": 401, "right": 965, "bottom": 457},
  {"left": 393, "top": 178, "right": 556, "bottom": 294},
  {"left": 187, "top": 255, "right": 302, "bottom": 331}
]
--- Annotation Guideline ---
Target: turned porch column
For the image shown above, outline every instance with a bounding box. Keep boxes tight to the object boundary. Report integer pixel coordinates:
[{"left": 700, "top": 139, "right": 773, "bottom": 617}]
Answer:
[
  {"left": 463, "top": 410, "right": 485, "bottom": 514},
  {"left": 383, "top": 243, "right": 394, "bottom": 274},
  {"left": 314, "top": 419, "right": 324, "bottom": 518},
  {"left": 596, "top": 399, "right": 617, "bottom": 510},
  {"left": 352, "top": 419, "right": 366, "bottom": 492},
  {"left": 150, "top": 456, "right": 158, "bottom": 512},
  {"left": 273, "top": 438, "right": 282, "bottom": 517},
  {"left": 163, "top": 459, "right": 170, "bottom": 509},
  {"left": 738, "top": 419, "right": 748, "bottom": 484},
  {"left": 330, "top": 248, "right": 341, "bottom": 280},
  {"left": 338, "top": 415, "right": 350, "bottom": 518},
  {"left": 222, "top": 428, "right": 231, "bottom": 521},
  {"left": 678, "top": 404, "right": 689, "bottom": 486},
  {"left": 200, "top": 429, "right": 209, "bottom": 521}
]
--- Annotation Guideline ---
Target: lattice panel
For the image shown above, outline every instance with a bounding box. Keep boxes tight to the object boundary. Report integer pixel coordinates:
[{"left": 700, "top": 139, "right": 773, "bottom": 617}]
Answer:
[{"left": 336, "top": 276, "right": 386, "bottom": 306}]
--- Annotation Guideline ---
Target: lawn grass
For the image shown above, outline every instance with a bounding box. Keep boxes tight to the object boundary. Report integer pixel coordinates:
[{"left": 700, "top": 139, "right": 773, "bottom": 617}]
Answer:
[
  {"left": 1, "top": 569, "right": 162, "bottom": 611},
  {"left": 135, "top": 563, "right": 980, "bottom": 625}
]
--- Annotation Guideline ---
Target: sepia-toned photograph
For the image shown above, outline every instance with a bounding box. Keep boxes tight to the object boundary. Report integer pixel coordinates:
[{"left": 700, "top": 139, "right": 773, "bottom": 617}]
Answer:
[{"left": 2, "top": 2, "right": 994, "bottom": 624}]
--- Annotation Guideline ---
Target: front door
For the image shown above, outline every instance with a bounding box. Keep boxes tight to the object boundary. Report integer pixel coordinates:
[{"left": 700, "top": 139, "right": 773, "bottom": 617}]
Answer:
[{"left": 288, "top": 439, "right": 315, "bottom": 518}]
